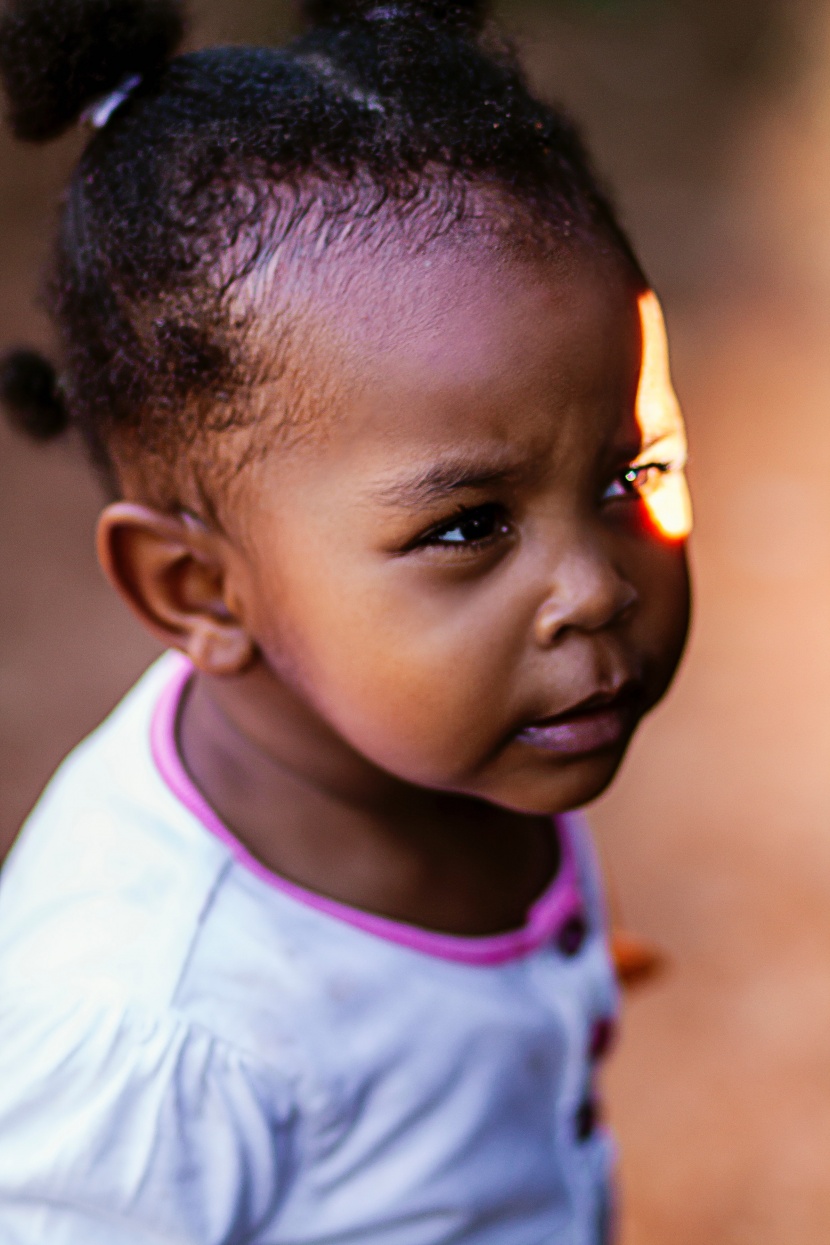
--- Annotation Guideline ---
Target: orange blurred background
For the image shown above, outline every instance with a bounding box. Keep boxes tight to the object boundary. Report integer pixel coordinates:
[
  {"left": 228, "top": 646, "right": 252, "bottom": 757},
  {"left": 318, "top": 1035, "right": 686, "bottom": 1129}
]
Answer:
[{"left": 1, "top": 2, "right": 829, "bottom": 1240}]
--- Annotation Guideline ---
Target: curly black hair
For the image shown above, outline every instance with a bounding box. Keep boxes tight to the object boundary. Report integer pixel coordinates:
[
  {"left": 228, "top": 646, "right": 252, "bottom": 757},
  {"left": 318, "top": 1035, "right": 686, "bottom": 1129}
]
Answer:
[{"left": 0, "top": 0, "right": 641, "bottom": 503}]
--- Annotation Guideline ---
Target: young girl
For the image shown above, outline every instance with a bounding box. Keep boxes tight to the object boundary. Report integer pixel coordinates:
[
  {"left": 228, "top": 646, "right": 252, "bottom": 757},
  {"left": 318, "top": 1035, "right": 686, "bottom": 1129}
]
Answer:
[{"left": 0, "top": 0, "right": 691, "bottom": 1240}]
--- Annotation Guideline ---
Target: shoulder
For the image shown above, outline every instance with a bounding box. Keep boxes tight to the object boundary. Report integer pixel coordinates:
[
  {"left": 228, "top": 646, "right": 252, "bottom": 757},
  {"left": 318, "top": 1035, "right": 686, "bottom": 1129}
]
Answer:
[
  {"left": 0, "top": 983, "right": 298, "bottom": 1241},
  {"left": 0, "top": 655, "right": 229, "bottom": 1009},
  {"left": 0, "top": 654, "right": 364, "bottom": 1074},
  {"left": 0, "top": 652, "right": 334, "bottom": 1077}
]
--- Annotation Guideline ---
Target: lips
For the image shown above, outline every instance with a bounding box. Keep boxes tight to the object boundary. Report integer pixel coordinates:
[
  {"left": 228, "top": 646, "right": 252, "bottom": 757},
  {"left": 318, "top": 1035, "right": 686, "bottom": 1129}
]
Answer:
[{"left": 515, "top": 683, "right": 643, "bottom": 758}]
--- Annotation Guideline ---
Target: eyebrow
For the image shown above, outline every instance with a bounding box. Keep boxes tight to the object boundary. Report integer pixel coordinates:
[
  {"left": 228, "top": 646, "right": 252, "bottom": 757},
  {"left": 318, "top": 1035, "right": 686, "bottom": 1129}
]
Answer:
[{"left": 369, "top": 456, "right": 524, "bottom": 508}]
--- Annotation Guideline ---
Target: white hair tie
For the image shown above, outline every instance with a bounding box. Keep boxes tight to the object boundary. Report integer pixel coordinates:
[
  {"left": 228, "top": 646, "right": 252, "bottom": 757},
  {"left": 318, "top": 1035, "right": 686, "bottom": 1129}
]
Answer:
[{"left": 82, "top": 73, "right": 142, "bottom": 129}]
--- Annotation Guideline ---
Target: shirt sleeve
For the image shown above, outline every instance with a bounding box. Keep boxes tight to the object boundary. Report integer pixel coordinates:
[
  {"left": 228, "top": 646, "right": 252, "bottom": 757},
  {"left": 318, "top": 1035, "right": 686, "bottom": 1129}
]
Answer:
[{"left": 0, "top": 985, "right": 298, "bottom": 1244}]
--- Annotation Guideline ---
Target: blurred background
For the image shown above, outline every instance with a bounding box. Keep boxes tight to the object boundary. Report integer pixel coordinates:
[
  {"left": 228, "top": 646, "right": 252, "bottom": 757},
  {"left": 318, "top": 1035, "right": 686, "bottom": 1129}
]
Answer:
[{"left": 1, "top": 0, "right": 829, "bottom": 1239}]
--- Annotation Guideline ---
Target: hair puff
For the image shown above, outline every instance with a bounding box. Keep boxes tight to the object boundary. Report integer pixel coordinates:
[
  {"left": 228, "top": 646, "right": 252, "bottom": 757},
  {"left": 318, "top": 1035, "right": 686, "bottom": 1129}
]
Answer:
[
  {"left": 301, "top": 0, "right": 486, "bottom": 34},
  {"left": 0, "top": 0, "right": 186, "bottom": 142},
  {"left": 0, "top": 349, "right": 69, "bottom": 439}
]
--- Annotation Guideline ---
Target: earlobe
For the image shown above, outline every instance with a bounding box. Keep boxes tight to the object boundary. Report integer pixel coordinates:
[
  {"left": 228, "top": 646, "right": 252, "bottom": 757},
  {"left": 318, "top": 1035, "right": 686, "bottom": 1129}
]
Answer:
[
  {"left": 185, "top": 616, "right": 257, "bottom": 677},
  {"left": 96, "top": 502, "right": 256, "bottom": 675}
]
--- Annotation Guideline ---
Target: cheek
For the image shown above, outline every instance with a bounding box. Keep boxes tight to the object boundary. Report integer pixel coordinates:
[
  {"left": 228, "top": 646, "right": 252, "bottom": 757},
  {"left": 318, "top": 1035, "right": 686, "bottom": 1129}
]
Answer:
[
  {"left": 628, "top": 541, "right": 691, "bottom": 686},
  {"left": 251, "top": 555, "right": 521, "bottom": 784}
]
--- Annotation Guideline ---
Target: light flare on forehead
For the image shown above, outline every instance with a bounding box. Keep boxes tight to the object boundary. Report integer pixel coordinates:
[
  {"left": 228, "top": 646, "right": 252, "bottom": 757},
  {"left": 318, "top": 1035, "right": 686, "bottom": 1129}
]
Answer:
[{"left": 633, "top": 290, "right": 693, "bottom": 541}]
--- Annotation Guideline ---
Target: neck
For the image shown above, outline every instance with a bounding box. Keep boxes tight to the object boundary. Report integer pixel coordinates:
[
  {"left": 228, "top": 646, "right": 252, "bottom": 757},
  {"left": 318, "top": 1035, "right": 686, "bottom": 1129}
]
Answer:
[{"left": 177, "top": 659, "right": 559, "bottom": 935}]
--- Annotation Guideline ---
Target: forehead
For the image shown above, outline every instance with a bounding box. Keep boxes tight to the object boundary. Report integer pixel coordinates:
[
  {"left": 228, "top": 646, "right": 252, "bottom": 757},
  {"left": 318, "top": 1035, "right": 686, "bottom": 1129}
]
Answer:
[{"left": 247, "top": 238, "right": 641, "bottom": 499}]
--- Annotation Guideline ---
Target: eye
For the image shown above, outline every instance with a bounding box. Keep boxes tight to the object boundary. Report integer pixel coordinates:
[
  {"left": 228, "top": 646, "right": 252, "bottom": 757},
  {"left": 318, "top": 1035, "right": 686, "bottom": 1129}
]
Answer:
[
  {"left": 421, "top": 502, "right": 511, "bottom": 549},
  {"left": 602, "top": 461, "right": 670, "bottom": 503}
]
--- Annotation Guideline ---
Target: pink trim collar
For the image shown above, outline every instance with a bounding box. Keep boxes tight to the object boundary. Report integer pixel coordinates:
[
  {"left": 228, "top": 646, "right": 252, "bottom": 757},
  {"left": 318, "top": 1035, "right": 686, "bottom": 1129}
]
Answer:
[{"left": 150, "top": 655, "right": 584, "bottom": 966}]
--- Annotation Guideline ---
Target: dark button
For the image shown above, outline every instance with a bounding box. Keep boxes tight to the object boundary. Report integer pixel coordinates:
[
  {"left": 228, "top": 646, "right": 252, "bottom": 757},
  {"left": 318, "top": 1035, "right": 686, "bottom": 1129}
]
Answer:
[
  {"left": 574, "top": 1096, "right": 599, "bottom": 1143},
  {"left": 589, "top": 1017, "right": 616, "bottom": 1063},
  {"left": 556, "top": 912, "right": 588, "bottom": 957}
]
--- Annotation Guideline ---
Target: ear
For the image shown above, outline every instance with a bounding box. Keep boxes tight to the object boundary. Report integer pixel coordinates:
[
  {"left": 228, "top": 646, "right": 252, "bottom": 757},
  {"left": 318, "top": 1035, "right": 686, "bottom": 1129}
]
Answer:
[{"left": 97, "top": 503, "right": 256, "bottom": 676}]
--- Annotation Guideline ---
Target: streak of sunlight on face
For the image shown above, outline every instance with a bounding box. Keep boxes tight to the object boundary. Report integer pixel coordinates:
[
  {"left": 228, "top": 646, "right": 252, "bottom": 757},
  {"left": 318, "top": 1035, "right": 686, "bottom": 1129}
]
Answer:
[{"left": 634, "top": 290, "right": 693, "bottom": 541}]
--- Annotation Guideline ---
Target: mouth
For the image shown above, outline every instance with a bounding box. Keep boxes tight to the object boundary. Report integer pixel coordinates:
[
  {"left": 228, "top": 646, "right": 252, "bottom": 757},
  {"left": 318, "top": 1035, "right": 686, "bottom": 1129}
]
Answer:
[{"left": 515, "top": 682, "right": 644, "bottom": 758}]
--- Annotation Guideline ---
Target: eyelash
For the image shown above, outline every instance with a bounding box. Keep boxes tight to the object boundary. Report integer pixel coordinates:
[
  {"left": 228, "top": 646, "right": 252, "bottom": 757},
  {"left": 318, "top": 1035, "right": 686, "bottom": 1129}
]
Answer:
[
  {"left": 410, "top": 461, "right": 672, "bottom": 553},
  {"left": 417, "top": 502, "right": 512, "bottom": 552},
  {"left": 602, "top": 461, "right": 671, "bottom": 502}
]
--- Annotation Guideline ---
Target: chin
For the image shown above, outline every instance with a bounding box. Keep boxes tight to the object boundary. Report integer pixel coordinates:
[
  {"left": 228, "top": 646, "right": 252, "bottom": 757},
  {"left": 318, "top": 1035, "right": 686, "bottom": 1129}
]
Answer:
[{"left": 483, "top": 744, "right": 631, "bottom": 816}]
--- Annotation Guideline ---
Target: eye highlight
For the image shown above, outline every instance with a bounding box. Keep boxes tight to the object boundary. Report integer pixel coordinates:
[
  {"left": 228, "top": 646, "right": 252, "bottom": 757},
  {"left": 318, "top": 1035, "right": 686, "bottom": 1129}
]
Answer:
[{"left": 418, "top": 502, "right": 511, "bottom": 550}]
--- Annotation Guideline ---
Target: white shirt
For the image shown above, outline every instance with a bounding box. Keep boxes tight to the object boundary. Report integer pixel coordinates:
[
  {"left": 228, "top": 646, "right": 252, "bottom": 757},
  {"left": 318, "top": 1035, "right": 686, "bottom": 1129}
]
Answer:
[{"left": 0, "top": 654, "right": 618, "bottom": 1244}]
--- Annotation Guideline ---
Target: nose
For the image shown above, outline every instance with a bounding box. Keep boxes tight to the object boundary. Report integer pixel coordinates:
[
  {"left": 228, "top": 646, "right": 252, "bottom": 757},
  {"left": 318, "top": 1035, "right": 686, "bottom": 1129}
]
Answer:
[{"left": 532, "top": 542, "right": 637, "bottom": 647}]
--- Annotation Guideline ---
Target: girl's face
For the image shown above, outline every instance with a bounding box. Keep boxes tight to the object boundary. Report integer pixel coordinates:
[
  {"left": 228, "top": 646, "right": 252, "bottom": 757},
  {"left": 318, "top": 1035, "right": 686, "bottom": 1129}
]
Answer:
[{"left": 228, "top": 243, "right": 690, "bottom": 815}]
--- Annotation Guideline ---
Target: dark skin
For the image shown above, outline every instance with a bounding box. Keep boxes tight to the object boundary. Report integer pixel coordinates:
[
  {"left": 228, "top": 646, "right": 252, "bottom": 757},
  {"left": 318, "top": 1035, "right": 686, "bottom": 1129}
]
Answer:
[{"left": 98, "top": 241, "right": 690, "bottom": 936}]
